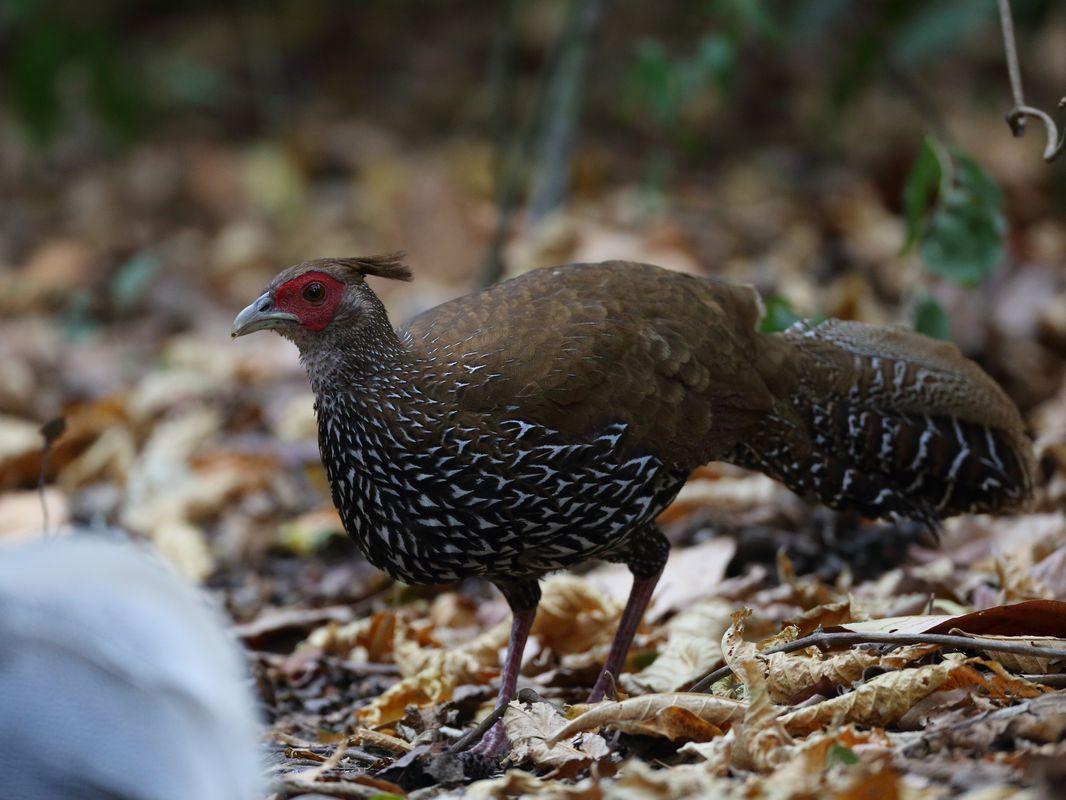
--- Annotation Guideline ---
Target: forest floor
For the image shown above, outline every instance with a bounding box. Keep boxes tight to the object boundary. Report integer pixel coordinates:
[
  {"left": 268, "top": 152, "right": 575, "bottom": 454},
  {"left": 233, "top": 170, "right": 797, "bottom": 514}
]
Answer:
[{"left": 1, "top": 83, "right": 1066, "bottom": 799}]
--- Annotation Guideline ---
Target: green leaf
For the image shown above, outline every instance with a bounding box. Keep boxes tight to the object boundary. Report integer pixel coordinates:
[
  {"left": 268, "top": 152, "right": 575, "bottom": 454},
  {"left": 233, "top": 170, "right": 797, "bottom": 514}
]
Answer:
[
  {"left": 901, "top": 136, "right": 943, "bottom": 254},
  {"left": 913, "top": 294, "right": 951, "bottom": 340},
  {"left": 919, "top": 154, "right": 1004, "bottom": 287},
  {"left": 827, "top": 743, "right": 860, "bottom": 767},
  {"left": 904, "top": 138, "right": 1005, "bottom": 288},
  {"left": 759, "top": 296, "right": 805, "bottom": 333}
]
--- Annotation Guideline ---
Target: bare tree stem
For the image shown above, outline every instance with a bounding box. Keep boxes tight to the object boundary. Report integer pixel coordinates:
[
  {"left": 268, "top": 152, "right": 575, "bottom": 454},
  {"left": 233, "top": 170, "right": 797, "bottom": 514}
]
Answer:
[
  {"left": 997, "top": 0, "right": 1025, "bottom": 118},
  {"left": 997, "top": 0, "right": 1065, "bottom": 162}
]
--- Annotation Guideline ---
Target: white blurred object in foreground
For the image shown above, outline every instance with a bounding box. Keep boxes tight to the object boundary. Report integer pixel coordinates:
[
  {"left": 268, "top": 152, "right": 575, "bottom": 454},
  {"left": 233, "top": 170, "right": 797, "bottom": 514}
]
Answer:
[{"left": 0, "top": 535, "right": 263, "bottom": 800}]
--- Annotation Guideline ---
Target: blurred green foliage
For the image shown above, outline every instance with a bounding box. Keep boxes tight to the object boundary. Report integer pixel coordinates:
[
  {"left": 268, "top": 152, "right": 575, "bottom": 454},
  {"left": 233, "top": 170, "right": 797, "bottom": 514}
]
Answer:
[
  {"left": 826, "top": 744, "right": 861, "bottom": 768},
  {"left": 902, "top": 134, "right": 1006, "bottom": 338},
  {"left": 0, "top": 0, "right": 1047, "bottom": 345},
  {"left": 913, "top": 292, "right": 953, "bottom": 341},
  {"left": 904, "top": 139, "right": 1005, "bottom": 288},
  {"left": 616, "top": 0, "right": 1026, "bottom": 338},
  {"left": 758, "top": 295, "right": 804, "bottom": 334},
  {"left": 758, "top": 296, "right": 824, "bottom": 335},
  {"left": 5, "top": 0, "right": 146, "bottom": 142}
]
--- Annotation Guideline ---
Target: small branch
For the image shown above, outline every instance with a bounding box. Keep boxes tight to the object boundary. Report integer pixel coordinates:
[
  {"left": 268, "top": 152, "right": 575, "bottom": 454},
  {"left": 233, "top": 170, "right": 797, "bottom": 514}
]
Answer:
[
  {"left": 997, "top": 0, "right": 1066, "bottom": 162},
  {"left": 1006, "top": 103, "right": 1066, "bottom": 162},
  {"left": 998, "top": 0, "right": 1026, "bottom": 125},
  {"left": 477, "top": 0, "right": 524, "bottom": 289},
  {"left": 525, "top": 0, "right": 603, "bottom": 226},
  {"left": 296, "top": 735, "right": 354, "bottom": 782},
  {"left": 38, "top": 416, "right": 66, "bottom": 536},
  {"left": 689, "top": 629, "right": 1066, "bottom": 693}
]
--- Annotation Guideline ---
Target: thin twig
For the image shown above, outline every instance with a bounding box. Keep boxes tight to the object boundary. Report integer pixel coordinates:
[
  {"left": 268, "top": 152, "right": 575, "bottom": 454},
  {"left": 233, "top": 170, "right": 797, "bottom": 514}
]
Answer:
[
  {"left": 477, "top": 0, "right": 524, "bottom": 288},
  {"left": 526, "top": 0, "right": 603, "bottom": 226},
  {"left": 997, "top": 0, "right": 1066, "bottom": 161},
  {"left": 1006, "top": 103, "right": 1066, "bottom": 162},
  {"left": 351, "top": 728, "right": 413, "bottom": 755},
  {"left": 37, "top": 417, "right": 65, "bottom": 537},
  {"left": 298, "top": 735, "right": 354, "bottom": 782},
  {"left": 689, "top": 629, "right": 1066, "bottom": 693},
  {"left": 998, "top": 0, "right": 1025, "bottom": 126},
  {"left": 477, "top": 0, "right": 602, "bottom": 286}
]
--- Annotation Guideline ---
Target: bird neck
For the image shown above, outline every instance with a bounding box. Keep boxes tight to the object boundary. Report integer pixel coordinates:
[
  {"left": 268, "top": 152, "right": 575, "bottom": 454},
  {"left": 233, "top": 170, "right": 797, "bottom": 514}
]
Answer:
[{"left": 299, "top": 318, "right": 434, "bottom": 417}]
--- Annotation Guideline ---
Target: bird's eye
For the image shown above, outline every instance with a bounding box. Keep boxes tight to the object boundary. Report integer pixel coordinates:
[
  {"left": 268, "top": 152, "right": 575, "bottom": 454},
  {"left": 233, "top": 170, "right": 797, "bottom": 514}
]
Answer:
[{"left": 303, "top": 282, "right": 326, "bottom": 303}]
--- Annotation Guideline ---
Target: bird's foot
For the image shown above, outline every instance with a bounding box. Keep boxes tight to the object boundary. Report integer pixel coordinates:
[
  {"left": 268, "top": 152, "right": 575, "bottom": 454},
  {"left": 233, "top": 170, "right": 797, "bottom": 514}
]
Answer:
[
  {"left": 467, "top": 720, "right": 509, "bottom": 759},
  {"left": 586, "top": 670, "right": 616, "bottom": 704}
]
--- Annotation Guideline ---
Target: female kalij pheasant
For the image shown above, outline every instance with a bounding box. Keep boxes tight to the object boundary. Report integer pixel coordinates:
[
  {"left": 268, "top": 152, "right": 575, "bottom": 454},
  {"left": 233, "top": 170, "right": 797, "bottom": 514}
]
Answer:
[{"left": 233, "top": 256, "right": 1034, "bottom": 752}]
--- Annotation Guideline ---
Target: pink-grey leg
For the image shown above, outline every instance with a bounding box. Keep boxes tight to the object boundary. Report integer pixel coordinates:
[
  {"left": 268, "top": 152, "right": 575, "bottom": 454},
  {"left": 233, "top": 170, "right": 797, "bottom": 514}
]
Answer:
[
  {"left": 469, "top": 595, "right": 538, "bottom": 757},
  {"left": 587, "top": 570, "right": 661, "bottom": 703}
]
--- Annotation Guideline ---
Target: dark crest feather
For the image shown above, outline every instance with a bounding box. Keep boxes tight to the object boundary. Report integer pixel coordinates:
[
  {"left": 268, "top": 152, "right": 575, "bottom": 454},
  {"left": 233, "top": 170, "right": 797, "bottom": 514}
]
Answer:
[{"left": 331, "top": 253, "right": 412, "bottom": 283}]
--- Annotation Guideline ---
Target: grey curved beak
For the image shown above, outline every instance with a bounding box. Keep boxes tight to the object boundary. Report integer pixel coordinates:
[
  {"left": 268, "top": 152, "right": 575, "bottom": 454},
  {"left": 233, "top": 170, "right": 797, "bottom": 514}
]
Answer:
[{"left": 231, "top": 293, "right": 298, "bottom": 337}]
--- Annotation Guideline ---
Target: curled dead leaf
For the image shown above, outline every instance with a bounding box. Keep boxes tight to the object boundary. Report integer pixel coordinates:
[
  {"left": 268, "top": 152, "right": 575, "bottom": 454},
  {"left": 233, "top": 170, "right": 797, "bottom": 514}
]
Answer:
[
  {"left": 550, "top": 693, "right": 745, "bottom": 743},
  {"left": 764, "top": 647, "right": 880, "bottom": 704},
  {"left": 971, "top": 635, "right": 1066, "bottom": 674},
  {"left": 778, "top": 660, "right": 1020, "bottom": 735},
  {"left": 357, "top": 619, "right": 508, "bottom": 728},
  {"left": 466, "top": 769, "right": 563, "bottom": 798},
  {"left": 504, "top": 700, "right": 610, "bottom": 769},
  {"left": 725, "top": 609, "right": 793, "bottom": 772},
  {"left": 303, "top": 609, "right": 397, "bottom": 663}
]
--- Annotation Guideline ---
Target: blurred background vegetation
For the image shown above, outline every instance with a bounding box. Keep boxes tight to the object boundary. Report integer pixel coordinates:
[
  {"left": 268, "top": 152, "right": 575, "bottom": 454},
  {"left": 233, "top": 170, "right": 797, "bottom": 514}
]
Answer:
[{"left": 1, "top": 0, "right": 1064, "bottom": 417}]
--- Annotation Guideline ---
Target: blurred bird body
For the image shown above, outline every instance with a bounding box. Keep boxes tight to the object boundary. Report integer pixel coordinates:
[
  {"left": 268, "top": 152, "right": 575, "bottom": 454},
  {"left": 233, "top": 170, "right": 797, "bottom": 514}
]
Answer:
[
  {"left": 0, "top": 536, "right": 262, "bottom": 800},
  {"left": 234, "top": 256, "right": 1034, "bottom": 752}
]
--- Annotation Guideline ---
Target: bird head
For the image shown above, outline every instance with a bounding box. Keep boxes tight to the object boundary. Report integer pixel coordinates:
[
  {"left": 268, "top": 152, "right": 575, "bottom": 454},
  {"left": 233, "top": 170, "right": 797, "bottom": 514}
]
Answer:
[{"left": 231, "top": 254, "right": 412, "bottom": 352}]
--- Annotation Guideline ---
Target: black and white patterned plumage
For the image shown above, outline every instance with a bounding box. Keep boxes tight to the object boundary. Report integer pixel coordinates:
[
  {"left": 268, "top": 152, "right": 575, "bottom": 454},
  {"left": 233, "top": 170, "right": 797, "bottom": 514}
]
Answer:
[{"left": 316, "top": 370, "right": 686, "bottom": 596}]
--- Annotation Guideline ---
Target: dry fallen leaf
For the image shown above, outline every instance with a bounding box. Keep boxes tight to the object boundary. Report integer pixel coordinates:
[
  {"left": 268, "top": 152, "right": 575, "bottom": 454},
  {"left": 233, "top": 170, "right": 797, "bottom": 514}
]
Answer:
[
  {"left": 466, "top": 769, "right": 567, "bottom": 799},
  {"left": 778, "top": 658, "right": 1043, "bottom": 736},
  {"left": 725, "top": 609, "right": 793, "bottom": 772},
  {"left": 504, "top": 699, "right": 610, "bottom": 769},
  {"left": 967, "top": 635, "right": 1066, "bottom": 674},
  {"left": 303, "top": 609, "right": 397, "bottom": 664},
  {"left": 551, "top": 693, "right": 745, "bottom": 743},
  {"left": 533, "top": 574, "right": 621, "bottom": 655},
  {"left": 763, "top": 647, "right": 879, "bottom": 704},
  {"left": 357, "top": 618, "right": 508, "bottom": 728},
  {"left": 605, "top": 757, "right": 734, "bottom": 799},
  {"left": 152, "top": 518, "right": 215, "bottom": 581}
]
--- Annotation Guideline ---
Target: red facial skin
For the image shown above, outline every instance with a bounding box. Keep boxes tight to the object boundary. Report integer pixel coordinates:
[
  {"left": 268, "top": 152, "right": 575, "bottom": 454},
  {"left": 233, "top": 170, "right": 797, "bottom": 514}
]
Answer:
[{"left": 273, "top": 271, "right": 345, "bottom": 331}]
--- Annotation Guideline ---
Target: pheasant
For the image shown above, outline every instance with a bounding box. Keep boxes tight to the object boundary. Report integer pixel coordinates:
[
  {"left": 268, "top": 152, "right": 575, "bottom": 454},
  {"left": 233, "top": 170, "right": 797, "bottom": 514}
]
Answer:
[{"left": 233, "top": 256, "right": 1034, "bottom": 753}]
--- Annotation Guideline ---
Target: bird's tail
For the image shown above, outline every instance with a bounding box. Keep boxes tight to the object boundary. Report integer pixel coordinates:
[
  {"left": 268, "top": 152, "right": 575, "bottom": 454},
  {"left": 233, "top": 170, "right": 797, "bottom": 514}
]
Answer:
[{"left": 733, "top": 319, "right": 1036, "bottom": 525}]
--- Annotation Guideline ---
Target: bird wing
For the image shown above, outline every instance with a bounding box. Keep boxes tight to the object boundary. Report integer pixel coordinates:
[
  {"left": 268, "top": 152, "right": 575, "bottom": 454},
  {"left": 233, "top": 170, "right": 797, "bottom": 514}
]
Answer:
[{"left": 401, "top": 261, "right": 781, "bottom": 467}]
